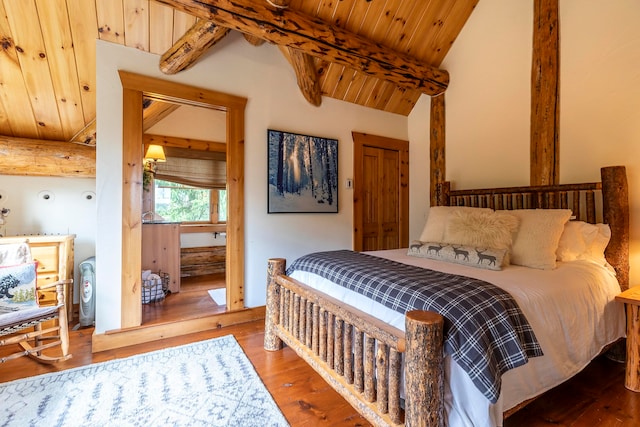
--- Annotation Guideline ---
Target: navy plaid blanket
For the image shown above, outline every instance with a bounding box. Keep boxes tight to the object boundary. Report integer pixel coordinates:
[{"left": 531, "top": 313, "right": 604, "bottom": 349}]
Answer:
[{"left": 287, "top": 250, "right": 543, "bottom": 403}]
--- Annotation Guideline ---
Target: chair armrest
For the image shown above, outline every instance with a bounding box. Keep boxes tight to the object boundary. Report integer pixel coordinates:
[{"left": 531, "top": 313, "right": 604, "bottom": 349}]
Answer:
[
  {"left": 38, "top": 279, "right": 73, "bottom": 307},
  {"left": 38, "top": 278, "right": 73, "bottom": 291}
]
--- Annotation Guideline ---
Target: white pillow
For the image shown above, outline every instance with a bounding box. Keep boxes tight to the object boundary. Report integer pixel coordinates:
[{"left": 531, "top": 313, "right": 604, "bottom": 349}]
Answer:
[
  {"left": 556, "top": 221, "right": 596, "bottom": 262},
  {"left": 587, "top": 223, "right": 611, "bottom": 266},
  {"left": 419, "top": 206, "right": 492, "bottom": 243},
  {"left": 509, "top": 209, "right": 572, "bottom": 270},
  {"left": 443, "top": 209, "right": 519, "bottom": 252},
  {"left": 556, "top": 221, "right": 611, "bottom": 266}
]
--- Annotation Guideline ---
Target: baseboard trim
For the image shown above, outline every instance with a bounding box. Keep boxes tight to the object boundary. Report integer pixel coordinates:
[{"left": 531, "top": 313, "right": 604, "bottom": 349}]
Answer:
[{"left": 91, "top": 306, "right": 265, "bottom": 353}]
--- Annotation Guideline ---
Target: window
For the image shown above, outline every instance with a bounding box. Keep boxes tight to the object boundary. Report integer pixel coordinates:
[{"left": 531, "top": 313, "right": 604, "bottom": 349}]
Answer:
[
  {"left": 154, "top": 179, "right": 226, "bottom": 223},
  {"left": 215, "top": 189, "right": 227, "bottom": 223}
]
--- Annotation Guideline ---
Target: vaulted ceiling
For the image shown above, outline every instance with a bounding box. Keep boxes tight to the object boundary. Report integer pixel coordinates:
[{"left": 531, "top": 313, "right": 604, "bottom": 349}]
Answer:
[{"left": 0, "top": 0, "right": 478, "bottom": 149}]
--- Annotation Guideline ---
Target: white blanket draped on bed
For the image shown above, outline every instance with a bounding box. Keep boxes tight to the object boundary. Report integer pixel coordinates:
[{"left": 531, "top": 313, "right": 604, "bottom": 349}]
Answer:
[{"left": 288, "top": 248, "right": 625, "bottom": 427}]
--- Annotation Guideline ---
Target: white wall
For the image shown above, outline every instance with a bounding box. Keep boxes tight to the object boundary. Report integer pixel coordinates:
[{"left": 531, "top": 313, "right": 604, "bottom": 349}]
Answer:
[
  {"left": 95, "top": 34, "right": 408, "bottom": 333},
  {"left": 180, "top": 233, "right": 226, "bottom": 248},
  {"left": 145, "top": 104, "right": 226, "bottom": 142},
  {"left": 409, "top": 0, "right": 640, "bottom": 283},
  {"left": 0, "top": 175, "right": 96, "bottom": 303}
]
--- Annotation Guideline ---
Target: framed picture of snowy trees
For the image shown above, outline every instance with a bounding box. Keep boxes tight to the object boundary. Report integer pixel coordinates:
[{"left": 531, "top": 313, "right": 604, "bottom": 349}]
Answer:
[{"left": 268, "top": 129, "right": 339, "bottom": 213}]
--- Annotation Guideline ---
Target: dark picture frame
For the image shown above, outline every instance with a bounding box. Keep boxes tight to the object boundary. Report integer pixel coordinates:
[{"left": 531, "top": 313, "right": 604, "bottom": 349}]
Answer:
[{"left": 268, "top": 129, "right": 338, "bottom": 213}]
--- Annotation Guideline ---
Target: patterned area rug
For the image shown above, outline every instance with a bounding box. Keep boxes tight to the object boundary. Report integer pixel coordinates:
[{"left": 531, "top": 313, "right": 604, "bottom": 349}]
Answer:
[{"left": 0, "top": 335, "right": 289, "bottom": 427}]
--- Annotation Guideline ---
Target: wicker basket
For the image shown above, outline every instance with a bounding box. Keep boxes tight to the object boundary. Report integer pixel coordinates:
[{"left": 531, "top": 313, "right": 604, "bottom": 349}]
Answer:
[{"left": 142, "top": 272, "right": 169, "bottom": 304}]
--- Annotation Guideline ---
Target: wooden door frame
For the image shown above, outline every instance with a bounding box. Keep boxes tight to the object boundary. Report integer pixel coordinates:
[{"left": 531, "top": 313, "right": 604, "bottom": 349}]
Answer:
[
  {"left": 119, "top": 71, "right": 246, "bottom": 328},
  {"left": 352, "top": 132, "right": 409, "bottom": 251}
]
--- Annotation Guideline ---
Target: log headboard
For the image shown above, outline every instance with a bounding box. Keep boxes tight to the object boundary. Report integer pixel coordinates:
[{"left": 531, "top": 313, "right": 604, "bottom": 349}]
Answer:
[{"left": 435, "top": 165, "right": 629, "bottom": 290}]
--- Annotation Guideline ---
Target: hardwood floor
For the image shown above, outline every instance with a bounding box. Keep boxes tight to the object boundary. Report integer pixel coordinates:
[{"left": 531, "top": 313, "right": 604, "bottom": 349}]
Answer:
[
  {"left": 503, "top": 353, "right": 638, "bottom": 426},
  {"left": 2, "top": 277, "right": 639, "bottom": 426},
  {"left": 1, "top": 320, "right": 638, "bottom": 426},
  {"left": 0, "top": 321, "right": 370, "bottom": 426},
  {"left": 142, "top": 273, "right": 227, "bottom": 325}
]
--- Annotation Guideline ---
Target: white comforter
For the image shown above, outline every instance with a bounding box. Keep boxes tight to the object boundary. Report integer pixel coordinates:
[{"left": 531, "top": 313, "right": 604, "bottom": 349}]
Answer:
[{"left": 288, "top": 248, "right": 625, "bottom": 427}]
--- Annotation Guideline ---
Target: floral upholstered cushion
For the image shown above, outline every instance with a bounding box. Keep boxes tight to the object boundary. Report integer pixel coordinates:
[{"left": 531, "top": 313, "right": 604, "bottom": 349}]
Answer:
[{"left": 0, "top": 262, "right": 38, "bottom": 315}]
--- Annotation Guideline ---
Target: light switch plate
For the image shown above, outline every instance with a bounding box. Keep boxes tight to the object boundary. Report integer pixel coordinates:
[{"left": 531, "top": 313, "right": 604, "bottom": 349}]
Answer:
[{"left": 345, "top": 179, "right": 353, "bottom": 189}]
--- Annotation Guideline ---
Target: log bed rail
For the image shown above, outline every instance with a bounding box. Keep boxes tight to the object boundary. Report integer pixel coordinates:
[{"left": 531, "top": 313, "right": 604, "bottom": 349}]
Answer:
[
  {"left": 265, "top": 165, "right": 628, "bottom": 427},
  {"left": 265, "top": 259, "right": 445, "bottom": 426}
]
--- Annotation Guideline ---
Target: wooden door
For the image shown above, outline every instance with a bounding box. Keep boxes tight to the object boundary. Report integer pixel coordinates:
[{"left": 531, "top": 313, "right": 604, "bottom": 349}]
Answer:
[{"left": 353, "top": 132, "right": 409, "bottom": 251}]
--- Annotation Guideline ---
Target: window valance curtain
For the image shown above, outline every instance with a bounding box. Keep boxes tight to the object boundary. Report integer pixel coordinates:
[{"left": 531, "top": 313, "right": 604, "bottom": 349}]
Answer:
[{"left": 155, "top": 152, "right": 226, "bottom": 189}]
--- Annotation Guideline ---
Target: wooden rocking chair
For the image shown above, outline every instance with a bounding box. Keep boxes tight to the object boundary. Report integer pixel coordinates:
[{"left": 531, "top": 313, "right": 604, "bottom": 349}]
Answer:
[{"left": 0, "top": 242, "right": 72, "bottom": 364}]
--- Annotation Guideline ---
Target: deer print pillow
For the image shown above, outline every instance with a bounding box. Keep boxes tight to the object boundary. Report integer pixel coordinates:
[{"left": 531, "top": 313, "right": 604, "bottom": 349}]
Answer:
[{"left": 407, "top": 241, "right": 507, "bottom": 271}]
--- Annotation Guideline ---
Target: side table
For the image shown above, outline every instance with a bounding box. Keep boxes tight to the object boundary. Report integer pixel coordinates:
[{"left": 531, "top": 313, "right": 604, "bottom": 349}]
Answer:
[{"left": 615, "top": 286, "right": 640, "bottom": 391}]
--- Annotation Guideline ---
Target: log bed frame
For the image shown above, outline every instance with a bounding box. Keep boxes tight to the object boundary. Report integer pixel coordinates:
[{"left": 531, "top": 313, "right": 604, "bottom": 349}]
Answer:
[{"left": 264, "top": 165, "right": 629, "bottom": 427}]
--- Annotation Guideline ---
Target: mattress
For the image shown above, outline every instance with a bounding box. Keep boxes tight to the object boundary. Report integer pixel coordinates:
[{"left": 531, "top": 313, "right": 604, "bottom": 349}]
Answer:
[{"left": 288, "top": 248, "right": 625, "bottom": 427}]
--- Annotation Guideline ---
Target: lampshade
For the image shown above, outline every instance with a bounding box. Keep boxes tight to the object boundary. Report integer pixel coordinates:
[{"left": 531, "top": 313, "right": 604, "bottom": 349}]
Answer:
[{"left": 144, "top": 144, "right": 166, "bottom": 162}]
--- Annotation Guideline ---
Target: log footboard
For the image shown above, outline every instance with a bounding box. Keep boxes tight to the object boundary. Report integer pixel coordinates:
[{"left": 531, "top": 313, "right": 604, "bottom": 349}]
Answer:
[{"left": 265, "top": 258, "right": 445, "bottom": 427}]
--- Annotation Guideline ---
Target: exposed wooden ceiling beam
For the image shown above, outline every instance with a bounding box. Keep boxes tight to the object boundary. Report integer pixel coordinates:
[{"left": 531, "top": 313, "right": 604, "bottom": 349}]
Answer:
[
  {"left": 142, "top": 100, "right": 181, "bottom": 132},
  {"left": 143, "top": 134, "right": 226, "bottom": 152},
  {"left": 243, "top": 33, "right": 265, "bottom": 46},
  {"left": 154, "top": 0, "right": 450, "bottom": 96},
  {"left": 272, "top": 0, "right": 321, "bottom": 106},
  {"left": 280, "top": 46, "right": 322, "bottom": 106},
  {"left": 160, "top": 0, "right": 322, "bottom": 106},
  {"left": 68, "top": 118, "right": 97, "bottom": 146},
  {"left": 0, "top": 135, "right": 95, "bottom": 177},
  {"left": 160, "top": 20, "right": 230, "bottom": 75}
]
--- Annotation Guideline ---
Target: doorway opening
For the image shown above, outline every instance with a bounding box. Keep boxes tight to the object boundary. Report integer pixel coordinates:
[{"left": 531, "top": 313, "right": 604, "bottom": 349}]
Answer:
[
  {"left": 119, "top": 71, "right": 247, "bottom": 329},
  {"left": 140, "top": 98, "right": 229, "bottom": 325}
]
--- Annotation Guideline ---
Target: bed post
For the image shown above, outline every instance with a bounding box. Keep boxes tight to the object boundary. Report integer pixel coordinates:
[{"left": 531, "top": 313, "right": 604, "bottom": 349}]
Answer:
[
  {"left": 435, "top": 181, "right": 451, "bottom": 207},
  {"left": 265, "top": 258, "right": 285, "bottom": 351},
  {"left": 601, "top": 166, "right": 630, "bottom": 291},
  {"left": 405, "top": 310, "right": 445, "bottom": 427}
]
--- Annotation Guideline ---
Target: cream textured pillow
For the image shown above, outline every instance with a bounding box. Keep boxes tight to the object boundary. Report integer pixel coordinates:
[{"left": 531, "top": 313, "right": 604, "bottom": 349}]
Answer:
[
  {"left": 443, "top": 209, "right": 519, "bottom": 252},
  {"left": 419, "top": 206, "right": 492, "bottom": 243},
  {"left": 510, "top": 209, "right": 572, "bottom": 269}
]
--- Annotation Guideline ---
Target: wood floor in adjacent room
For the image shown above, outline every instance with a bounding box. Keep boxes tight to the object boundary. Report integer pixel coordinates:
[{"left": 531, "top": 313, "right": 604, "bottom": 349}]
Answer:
[
  {"left": 141, "top": 273, "right": 228, "bottom": 325},
  {"left": 1, "top": 277, "right": 639, "bottom": 426}
]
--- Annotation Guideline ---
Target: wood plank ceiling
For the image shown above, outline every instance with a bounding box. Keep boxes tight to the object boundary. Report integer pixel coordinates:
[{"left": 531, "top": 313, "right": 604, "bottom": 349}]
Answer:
[{"left": 0, "top": 0, "right": 478, "bottom": 149}]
